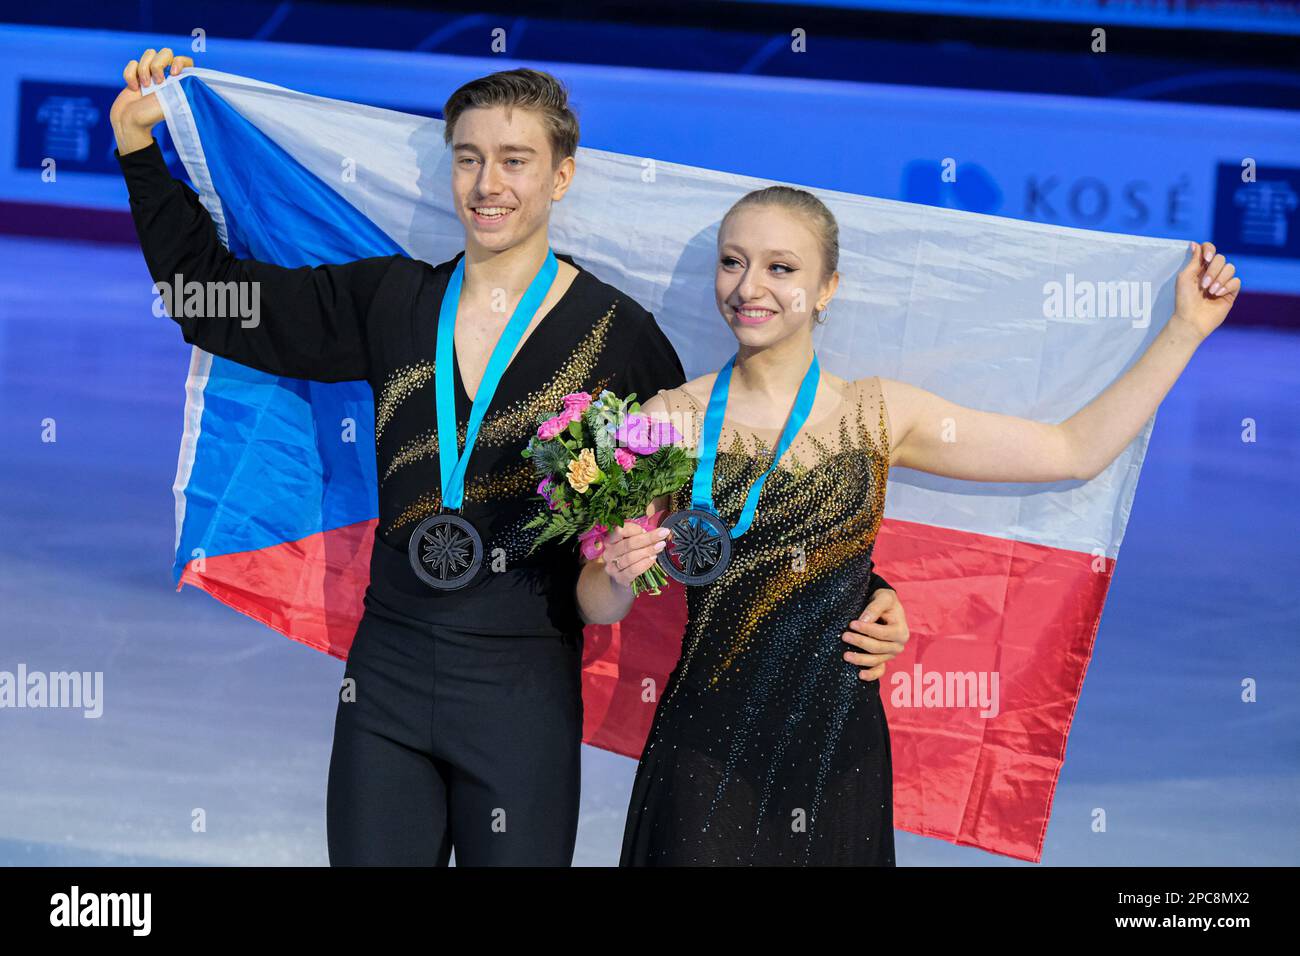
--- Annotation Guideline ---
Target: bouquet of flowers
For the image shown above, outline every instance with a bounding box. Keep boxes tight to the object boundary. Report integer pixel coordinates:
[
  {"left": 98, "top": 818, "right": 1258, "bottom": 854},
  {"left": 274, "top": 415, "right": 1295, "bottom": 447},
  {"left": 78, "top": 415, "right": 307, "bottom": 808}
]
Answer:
[{"left": 522, "top": 389, "right": 694, "bottom": 596}]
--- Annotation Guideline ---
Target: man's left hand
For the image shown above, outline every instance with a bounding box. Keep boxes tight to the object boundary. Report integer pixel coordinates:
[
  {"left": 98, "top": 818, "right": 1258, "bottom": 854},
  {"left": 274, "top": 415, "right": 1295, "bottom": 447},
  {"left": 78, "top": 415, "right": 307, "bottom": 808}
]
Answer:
[{"left": 842, "top": 588, "right": 910, "bottom": 682}]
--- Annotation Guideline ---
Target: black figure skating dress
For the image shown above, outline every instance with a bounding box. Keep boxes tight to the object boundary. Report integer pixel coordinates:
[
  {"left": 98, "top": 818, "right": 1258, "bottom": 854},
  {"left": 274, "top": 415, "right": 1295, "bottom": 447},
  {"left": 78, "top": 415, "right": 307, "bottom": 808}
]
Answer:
[{"left": 621, "top": 375, "right": 895, "bottom": 866}]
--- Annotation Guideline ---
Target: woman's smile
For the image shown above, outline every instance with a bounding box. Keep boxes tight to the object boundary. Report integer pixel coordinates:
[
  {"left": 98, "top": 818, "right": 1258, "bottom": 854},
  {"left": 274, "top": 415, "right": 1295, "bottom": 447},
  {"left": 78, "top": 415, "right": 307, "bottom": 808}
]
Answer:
[{"left": 733, "top": 305, "right": 777, "bottom": 326}]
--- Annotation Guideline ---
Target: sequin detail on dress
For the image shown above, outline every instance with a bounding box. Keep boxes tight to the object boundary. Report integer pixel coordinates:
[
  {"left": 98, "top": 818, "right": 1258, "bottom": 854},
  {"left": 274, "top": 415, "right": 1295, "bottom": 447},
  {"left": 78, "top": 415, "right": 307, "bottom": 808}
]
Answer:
[
  {"left": 621, "top": 375, "right": 895, "bottom": 866},
  {"left": 377, "top": 303, "right": 617, "bottom": 539}
]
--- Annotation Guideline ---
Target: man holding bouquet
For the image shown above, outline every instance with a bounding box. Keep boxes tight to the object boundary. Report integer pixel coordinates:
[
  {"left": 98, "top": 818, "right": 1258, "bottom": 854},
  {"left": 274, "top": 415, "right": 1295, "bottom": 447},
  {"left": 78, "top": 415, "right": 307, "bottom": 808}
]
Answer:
[{"left": 111, "top": 48, "right": 909, "bottom": 865}]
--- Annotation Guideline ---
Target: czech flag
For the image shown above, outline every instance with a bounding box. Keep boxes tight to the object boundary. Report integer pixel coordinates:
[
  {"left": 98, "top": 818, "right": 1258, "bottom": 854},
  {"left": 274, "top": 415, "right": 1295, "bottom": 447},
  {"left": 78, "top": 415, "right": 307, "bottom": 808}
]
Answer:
[{"left": 148, "top": 68, "right": 1187, "bottom": 862}]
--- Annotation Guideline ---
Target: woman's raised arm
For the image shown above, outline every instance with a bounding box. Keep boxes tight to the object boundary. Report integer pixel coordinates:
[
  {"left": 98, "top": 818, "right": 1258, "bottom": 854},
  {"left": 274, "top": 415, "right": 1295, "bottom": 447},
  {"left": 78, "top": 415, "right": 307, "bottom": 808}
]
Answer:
[{"left": 880, "top": 240, "right": 1239, "bottom": 483}]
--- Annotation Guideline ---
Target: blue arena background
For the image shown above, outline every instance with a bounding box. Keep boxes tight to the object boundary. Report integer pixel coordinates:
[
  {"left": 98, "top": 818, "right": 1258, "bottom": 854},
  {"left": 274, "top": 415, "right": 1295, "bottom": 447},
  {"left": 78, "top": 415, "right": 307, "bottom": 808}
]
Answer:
[{"left": 0, "top": 2, "right": 1295, "bottom": 867}]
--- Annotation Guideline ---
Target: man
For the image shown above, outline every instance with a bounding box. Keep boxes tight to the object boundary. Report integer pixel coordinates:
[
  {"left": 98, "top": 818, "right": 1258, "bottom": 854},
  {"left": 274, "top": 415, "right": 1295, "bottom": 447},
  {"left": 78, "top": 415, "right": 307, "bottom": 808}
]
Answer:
[{"left": 110, "top": 47, "right": 911, "bottom": 865}]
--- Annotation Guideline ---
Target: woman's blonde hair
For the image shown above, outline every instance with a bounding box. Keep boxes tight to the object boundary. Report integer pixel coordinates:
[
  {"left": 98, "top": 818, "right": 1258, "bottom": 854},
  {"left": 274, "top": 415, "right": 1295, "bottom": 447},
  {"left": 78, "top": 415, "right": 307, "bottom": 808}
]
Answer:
[{"left": 720, "top": 185, "right": 840, "bottom": 324}]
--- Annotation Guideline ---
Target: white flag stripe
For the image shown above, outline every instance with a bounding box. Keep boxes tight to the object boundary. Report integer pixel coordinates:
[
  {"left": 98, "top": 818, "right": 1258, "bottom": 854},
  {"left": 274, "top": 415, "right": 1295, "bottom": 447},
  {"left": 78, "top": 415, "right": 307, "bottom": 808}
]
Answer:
[{"left": 164, "top": 68, "right": 1183, "bottom": 558}]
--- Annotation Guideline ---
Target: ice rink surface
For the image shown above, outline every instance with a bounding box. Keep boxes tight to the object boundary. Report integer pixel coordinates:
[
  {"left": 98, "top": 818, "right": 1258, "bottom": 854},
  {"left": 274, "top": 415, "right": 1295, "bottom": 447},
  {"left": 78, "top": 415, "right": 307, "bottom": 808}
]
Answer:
[{"left": 1, "top": 234, "right": 1296, "bottom": 866}]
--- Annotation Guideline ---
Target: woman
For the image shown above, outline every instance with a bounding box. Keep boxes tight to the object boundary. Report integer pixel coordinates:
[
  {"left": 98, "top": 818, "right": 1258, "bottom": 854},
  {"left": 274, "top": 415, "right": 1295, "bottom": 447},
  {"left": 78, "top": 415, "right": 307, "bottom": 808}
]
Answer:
[{"left": 575, "top": 185, "right": 1239, "bottom": 866}]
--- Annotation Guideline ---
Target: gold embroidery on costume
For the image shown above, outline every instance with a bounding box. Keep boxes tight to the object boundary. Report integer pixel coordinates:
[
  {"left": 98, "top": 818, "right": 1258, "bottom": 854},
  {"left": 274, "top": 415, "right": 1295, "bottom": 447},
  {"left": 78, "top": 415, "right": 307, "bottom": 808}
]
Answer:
[
  {"left": 660, "top": 377, "right": 891, "bottom": 701},
  {"left": 379, "top": 306, "right": 617, "bottom": 486},
  {"left": 376, "top": 361, "right": 435, "bottom": 441},
  {"left": 384, "top": 461, "right": 539, "bottom": 537},
  {"left": 626, "top": 376, "right": 896, "bottom": 865},
  {"left": 379, "top": 303, "right": 621, "bottom": 538}
]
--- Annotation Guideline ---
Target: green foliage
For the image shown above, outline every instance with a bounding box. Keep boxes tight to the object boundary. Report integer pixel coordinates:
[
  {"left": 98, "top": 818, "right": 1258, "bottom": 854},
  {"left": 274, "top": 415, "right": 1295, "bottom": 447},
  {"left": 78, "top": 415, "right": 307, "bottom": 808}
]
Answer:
[
  {"left": 524, "top": 507, "right": 584, "bottom": 555},
  {"left": 519, "top": 391, "right": 695, "bottom": 579},
  {"left": 596, "top": 442, "right": 616, "bottom": 474},
  {"left": 529, "top": 438, "right": 571, "bottom": 477}
]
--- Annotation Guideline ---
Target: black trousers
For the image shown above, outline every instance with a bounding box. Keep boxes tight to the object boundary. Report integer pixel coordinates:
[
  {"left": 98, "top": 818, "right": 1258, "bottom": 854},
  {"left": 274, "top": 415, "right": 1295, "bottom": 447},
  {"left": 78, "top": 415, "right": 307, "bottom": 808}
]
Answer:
[{"left": 326, "top": 597, "right": 584, "bottom": 865}]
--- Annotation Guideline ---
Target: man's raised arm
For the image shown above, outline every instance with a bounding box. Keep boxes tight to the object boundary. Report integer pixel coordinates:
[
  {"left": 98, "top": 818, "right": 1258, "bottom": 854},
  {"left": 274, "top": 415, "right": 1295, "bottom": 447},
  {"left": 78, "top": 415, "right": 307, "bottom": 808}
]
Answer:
[{"left": 112, "top": 47, "right": 398, "bottom": 383}]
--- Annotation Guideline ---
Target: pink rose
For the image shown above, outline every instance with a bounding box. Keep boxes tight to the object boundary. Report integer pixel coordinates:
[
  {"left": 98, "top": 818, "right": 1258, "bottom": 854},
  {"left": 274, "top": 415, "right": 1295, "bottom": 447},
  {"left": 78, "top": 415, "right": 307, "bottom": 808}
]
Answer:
[
  {"left": 562, "top": 392, "right": 592, "bottom": 417},
  {"left": 537, "top": 415, "right": 569, "bottom": 441},
  {"left": 614, "top": 447, "right": 637, "bottom": 471}
]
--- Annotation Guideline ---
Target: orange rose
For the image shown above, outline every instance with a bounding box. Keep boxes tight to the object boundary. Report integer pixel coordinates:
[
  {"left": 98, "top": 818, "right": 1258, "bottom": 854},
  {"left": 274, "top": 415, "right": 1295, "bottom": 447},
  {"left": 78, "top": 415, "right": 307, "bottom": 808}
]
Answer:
[{"left": 566, "top": 447, "right": 602, "bottom": 493}]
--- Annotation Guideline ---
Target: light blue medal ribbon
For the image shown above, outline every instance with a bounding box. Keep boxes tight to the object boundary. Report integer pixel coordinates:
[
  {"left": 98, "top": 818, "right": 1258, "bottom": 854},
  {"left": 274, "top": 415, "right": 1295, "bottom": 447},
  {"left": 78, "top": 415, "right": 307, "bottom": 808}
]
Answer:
[
  {"left": 435, "top": 249, "right": 559, "bottom": 510},
  {"left": 690, "top": 350, "right": 821, "bottom": 536}
]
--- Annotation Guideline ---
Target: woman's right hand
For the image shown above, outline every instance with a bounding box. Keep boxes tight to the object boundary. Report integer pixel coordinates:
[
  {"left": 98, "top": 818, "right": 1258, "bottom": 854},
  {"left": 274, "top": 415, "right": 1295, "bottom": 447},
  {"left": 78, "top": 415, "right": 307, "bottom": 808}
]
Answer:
[
  {"left": 110, "top": 48, "right": 195, "bottom": 153},
  {"left": 599, "top": 518, "right": 672, "bottom": 591}
]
